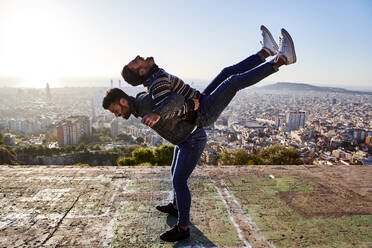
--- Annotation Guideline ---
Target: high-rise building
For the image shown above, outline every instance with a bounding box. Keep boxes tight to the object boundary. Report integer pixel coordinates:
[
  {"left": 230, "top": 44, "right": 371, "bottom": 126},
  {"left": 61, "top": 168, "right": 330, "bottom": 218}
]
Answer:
[
  {"left": 276, "top": 114, "right": 286, "bottom": 127},
  {"left": 57, "top": 116, "right": 91, "bottom": 146},
  {"left": 111, "top": 118, "right": 119, "bottom": 138},
  {"left": 352, "top": 129, "right": 368, "bottom": 143},
  {"left": 286, "top": 111, "right": 305, "bottom": 131},
  {"left": 91, "top": 98, "right": 96, "bottom": 122},
  {"left": 119, "top": 80, "right": 121, "bottom": 88},
  {"left": 110, "top": 79, "right": 113, "bottom": 88},
  {"left": 46, "top": 83, "right": 51, "bottom": 100}
]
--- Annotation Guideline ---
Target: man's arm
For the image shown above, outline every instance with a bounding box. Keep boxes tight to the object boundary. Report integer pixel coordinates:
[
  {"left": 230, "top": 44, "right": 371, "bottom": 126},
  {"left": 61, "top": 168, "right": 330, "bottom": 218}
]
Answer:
[
  {"left": 150, "top": 78, "right": 196, "bottom": 119},
  {"left": 141, "top": 93, "right": 193, "bottom": 127}
]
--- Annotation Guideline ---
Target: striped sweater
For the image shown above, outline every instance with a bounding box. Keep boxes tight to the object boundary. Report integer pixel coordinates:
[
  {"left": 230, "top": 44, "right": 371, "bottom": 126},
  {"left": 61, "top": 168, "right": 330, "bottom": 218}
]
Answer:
[{"left": 145, "top": 68, "right": 201, "bottom": 119}]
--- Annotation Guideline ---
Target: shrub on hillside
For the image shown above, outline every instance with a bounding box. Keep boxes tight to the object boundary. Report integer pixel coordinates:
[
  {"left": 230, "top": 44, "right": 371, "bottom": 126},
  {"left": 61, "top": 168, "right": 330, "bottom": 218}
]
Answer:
[
  {"left": 132, "top": 148, "right": 155, "bottom": 164},
  {"left": 117, "top": 145, "right": 174, "bottom": 166},
  {"left": 0, "top": 146, "right": 17, "bottom": 165},
  {"left": 154, "top": 145, "right": 174, "bottom": 165},
  {"left": 117, "top": 157, "right": 136, "bottom": 166},
  {"left": 217, "top": 149, "right": 257, "bottom": 165},
  {"left": 257, "top": 144, "right": 301, "bottom": 165},
  {"left": 217, "top": 145, "right": 301, "bottom": 165}
]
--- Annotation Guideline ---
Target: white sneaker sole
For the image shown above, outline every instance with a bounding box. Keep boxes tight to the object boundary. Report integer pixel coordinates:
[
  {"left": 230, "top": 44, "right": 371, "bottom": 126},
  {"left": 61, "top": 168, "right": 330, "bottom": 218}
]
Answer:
[
  {"left": 260, "top": 25, "right": 278, "bottom": 55},
  {"left": 281, "top": 28, "right": 296, "bottom": 64}
]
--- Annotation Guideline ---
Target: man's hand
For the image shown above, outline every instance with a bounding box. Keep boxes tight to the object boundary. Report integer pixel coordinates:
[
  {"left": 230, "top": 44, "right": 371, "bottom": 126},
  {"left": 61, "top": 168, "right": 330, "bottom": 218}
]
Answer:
[
  {"left": 193, "top": 98, "right": 199, "bottom": 110},
  {"left": 142, "top": 113, "right": 161, "bottom": 127}
]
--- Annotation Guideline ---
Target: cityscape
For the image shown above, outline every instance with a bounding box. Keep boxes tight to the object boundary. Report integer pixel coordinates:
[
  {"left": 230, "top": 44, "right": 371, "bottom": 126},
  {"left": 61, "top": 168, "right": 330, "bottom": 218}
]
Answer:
[
  {"left": 1, "top": 81, "right": 371, "bottom": 166},
  {"left": 1, "top": 1, "right": 372, "bottom": 247}
]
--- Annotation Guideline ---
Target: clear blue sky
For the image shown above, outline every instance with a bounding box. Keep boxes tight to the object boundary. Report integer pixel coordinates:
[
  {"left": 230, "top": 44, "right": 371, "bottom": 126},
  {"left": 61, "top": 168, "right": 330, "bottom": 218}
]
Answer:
[{"left": 0, "top": 0, "right": 371, "bottom": 89}]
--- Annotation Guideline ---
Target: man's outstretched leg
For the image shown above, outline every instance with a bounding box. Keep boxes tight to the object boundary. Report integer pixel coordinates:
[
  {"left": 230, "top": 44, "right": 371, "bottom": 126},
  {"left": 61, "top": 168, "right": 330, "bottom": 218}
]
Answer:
[
  {"left": 196, "top": 28, "right": 296, "bottom": 127},
  {"left": 203, "top": 25, "right": 279, "bottom": 95}
]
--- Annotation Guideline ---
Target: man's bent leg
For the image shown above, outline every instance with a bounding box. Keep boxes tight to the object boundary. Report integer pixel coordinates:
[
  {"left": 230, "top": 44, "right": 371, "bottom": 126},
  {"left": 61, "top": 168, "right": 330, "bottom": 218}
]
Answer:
[
  {"left": 172, "top": 128, "right": 207, "bottom": 227},
  {"left": 202, "top": 52, "right": 266, "bottom": 95},
  {"left": 197, "top": 61, "right": 278, "bottom": 127}
]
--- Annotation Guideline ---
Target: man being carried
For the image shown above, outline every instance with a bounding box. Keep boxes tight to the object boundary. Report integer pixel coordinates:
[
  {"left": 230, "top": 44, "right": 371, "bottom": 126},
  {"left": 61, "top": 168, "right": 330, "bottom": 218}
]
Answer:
[{"left": 103, "top": 26, "right": 296, "bottom": 242}]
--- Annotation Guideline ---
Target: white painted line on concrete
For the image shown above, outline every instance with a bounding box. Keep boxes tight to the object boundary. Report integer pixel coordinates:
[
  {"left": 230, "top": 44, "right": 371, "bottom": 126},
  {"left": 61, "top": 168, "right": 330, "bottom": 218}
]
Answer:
[
  {"left": 21, "top": 188, "right": 71, "bottom": 202},
  {"left": 213, "top": 180, "right": 252, "bottom": 248},
  {"left": 165, "top": 190, "right": 173, "bottom": 202},
  {"left": 1, "top": 179, "right": 125, "bottom": 220},
  {"left": 102, "top": 180, "right": 129, "bottom": 248},
  {"left": 0, "top": 176, "right": 112, "bottom": 182},
  {"left": 124, "top": 179, "right": 173, "bottom": 202},
  {"left": 102, "top": 200, "right": 123, "bottom": 248},
  {"left": 67, "top": 179, "right": 125, "bottom": 219},
  {"left": 219, "top": 179, "right": 276, "bottom": 248},
  {"left": 0, "top": 219, "right": 14, "bottom": 229},
  {"left": 2, "top": 212, "right": 63, "bottom": 221}
]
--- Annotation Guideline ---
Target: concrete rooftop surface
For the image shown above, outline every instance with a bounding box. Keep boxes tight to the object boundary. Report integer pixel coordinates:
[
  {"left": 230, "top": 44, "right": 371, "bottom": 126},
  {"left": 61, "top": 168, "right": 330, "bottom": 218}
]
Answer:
[{"left": 1, "top": 165, "right": 372, "bottom": 248}]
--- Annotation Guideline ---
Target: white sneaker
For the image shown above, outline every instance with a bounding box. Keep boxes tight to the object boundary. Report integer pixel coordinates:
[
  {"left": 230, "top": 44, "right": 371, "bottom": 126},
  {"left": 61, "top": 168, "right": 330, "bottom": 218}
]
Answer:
[
  {"left": 260, "top": 25, "right": 279, "bottom": 56},
  {"left": 274, "top": 28, "right": 297, "bottom": 65}
]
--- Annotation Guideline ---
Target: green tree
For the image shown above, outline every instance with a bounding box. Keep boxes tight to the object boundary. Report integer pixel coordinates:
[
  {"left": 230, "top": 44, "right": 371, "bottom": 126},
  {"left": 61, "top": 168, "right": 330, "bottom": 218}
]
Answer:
[
  {"left": 217, "top": 149, "right": 257, "bottom": 165},
  {"left": 46, "top": 130, "right": 58, "bottom": 143},
  {"left": 76, "top": 144, "right": 88, "bottom": 152},
  {"left": 136, "top": 137, "right": 144, "bottom": 144},
  {"left": 217, "top": 149, "right": 235, "bottom": 165},
  {"left": 117, "top": 133, "right": 135, "bottom": 143},
  {"left": 117, "top": 157, "right": 136, "bottom": 166},
  {"left": 258, "top": 144, "right": 301, "bottom": 165},
  {"left": 0, "top": 147, "right": 17, "bottom": 164},
  {"left": 91, "top": 144, "right": 101, "bottom": 151},
  {"left": 91, "top": 127, "right": 111, "bottom": 143},
  {"left": 234, "top": 149, "right": 257, "bottom": 165},
  {"left": 350, "top": 160, "right": 363, "bottom": 165},
  {"left": 0, "top": 132, "right": 3, "bottom": 145},
  {"left": 132, "top": 148, "right": 155, "bottom": 164},
  {"left": 3, "top": 135, "right": 11, "bottom": 145},
  {"left": 99, "top": 136, "right": 112, "bottom": 143},
  {"left": 79, "top": 134, "right": 91, "bottom": 145},
  {"left": 44, "top": 147, "right": 53, "bottom": 156},
  {"left": 35, "top": 145, "right": 45, "bottom": 155},
  {"left": 154, "top": 145, "right": 174, "bottom": 165},
  {"left": 64, "top": 145, "right": 74, "bottom": 153}
]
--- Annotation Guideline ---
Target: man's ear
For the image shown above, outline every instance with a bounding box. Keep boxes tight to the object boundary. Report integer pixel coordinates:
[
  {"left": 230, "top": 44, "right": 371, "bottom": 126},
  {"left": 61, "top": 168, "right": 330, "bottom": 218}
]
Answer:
[
  {"left": 119, "top": 98, "right": 127, "bottom": 106},
  {"left": 149, "top": 57, "right": 155, "bottom": 65},
  {"left": 139, "top": 68, "right": 147, "bottom": 76}
]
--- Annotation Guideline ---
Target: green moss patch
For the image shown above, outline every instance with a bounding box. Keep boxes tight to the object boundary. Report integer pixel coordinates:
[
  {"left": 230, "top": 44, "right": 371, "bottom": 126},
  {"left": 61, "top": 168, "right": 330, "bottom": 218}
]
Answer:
[{"left": 226, "top": 176, "right": 372, "bottom": 248}]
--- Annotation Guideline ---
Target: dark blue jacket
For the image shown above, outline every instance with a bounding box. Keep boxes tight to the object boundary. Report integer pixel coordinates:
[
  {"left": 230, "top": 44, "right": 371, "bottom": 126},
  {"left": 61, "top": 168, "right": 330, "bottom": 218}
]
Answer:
[{"left": 130, "top": 92, "right": 198, "bottom": 145}]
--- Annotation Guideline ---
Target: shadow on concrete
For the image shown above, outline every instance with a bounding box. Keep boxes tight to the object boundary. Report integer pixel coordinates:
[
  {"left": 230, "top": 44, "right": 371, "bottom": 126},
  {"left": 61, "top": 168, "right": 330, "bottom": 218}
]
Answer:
[{"left": 163, "top": 215, "right": 218, "bottom": 248}]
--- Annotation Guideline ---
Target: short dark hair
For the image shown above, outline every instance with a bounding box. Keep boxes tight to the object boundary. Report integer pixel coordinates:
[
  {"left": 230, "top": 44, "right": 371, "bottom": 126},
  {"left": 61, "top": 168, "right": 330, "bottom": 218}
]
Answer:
[
  {"left": 121, "top": 65, "right": 143, "bottom": 86},
  {"left": 102, "top": 88, "right": 130, "bottom": 109}
]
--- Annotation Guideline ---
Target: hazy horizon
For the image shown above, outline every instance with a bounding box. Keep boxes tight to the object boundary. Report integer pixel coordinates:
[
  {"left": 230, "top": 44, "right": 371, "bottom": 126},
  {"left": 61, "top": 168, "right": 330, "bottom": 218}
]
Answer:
[
  {"left": 0, "top": 0, "right": 371, "bottom": 90},
  {"left": 0, "top": 76, "right": 371, "bottom": 92}
]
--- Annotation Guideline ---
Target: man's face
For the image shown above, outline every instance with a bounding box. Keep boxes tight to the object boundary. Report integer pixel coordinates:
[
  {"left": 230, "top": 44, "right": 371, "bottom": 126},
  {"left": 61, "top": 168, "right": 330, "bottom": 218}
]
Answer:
[
  {"left": 108, "top": 98, "right": 131, "bottom": 119},
  {"left": 127, "top": 55, "right": 154, "bottom": 76}
]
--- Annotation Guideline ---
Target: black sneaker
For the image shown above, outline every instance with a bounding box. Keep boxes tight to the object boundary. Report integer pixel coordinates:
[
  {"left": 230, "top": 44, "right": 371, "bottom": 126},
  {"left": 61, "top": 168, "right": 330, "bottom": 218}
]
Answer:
[
  {"left": 156, "top": 203, "right": 178, "bottom": 217},
  {"left": 160, "top": 224, "right": 190, "bottom": 242}
]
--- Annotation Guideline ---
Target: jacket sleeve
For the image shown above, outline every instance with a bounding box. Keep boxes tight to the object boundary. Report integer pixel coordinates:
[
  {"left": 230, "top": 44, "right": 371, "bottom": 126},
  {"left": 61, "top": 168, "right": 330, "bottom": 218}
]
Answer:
[{"left": 151, "top": 78, "right": 195, "bottom": 119}]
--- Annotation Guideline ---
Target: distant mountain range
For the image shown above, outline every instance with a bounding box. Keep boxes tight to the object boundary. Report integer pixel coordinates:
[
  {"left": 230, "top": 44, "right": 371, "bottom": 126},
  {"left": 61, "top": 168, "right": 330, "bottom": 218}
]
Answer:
[{"left": 257, "top": 82, "right": 372, "bottom": 95}]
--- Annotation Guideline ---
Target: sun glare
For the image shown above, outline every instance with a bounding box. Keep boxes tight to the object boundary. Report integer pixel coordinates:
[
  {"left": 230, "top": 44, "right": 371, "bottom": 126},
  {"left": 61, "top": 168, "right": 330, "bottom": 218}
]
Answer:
[{"left": 1, "top": 1, "right": 83, "bottom": 87}]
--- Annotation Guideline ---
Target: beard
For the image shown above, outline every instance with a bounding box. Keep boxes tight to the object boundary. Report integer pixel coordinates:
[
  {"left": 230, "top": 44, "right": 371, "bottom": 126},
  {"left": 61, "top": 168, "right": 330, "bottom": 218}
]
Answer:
[{"left": 119, "top": 102, "right": 131, "bottom": 119}]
